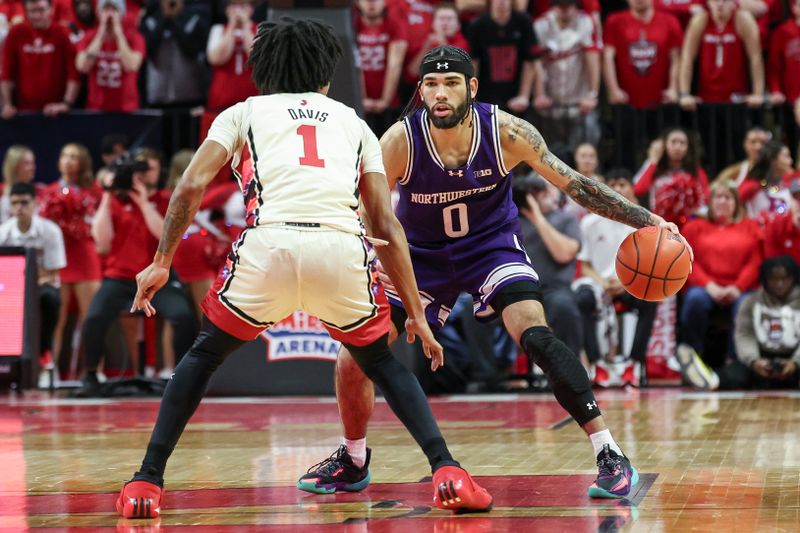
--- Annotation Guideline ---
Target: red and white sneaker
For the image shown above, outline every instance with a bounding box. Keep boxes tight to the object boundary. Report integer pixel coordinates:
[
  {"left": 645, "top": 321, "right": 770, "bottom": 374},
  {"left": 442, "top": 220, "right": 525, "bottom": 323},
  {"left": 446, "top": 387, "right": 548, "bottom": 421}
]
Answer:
[
  {"left": 116, "top": 480, "right": 164, "bottom": 519},
  {"left": 432, "top": 465, "right": 493, "bottom": 513}
]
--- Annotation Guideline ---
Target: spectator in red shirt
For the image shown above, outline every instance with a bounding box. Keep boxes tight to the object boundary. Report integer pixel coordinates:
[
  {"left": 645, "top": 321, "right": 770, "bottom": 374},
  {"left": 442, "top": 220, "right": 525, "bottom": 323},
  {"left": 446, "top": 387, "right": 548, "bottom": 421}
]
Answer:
[
  {"left": 765, "top": 179, "right": 800, "bottom": 265},
  {"left": 201, "top": 0, "right": 258, "bottom": 141},
  {"left": 655, "top": 0, "right": 704, "bottom": 27},
  {"left": 679, "top": 179, "right": 763, "bottom": 365},
  {"left": 79, "top": 147, "right": 195, "bottom": 396},
  {"left": 768, "top": 0, "right": 800, "bottom": 126},
  {"left": 0, "top": 0, "right": 25, "bottom": 69},
  {"left": 0, "top": 0, "right": 79, "bottom": 118},
  {"left": 355, "top": 0, "right": 408, "bottom": 135},
  {"left": 394, "top": 0, "right": 435, "bottom": 95},
  {"left": 603, "top": 0, "right": 683, "bottom": 109},
  {"left": 38, "top": 142, "right": 102, "bottom": 373},
  {"left": 678, "top": 0, "right": 764, "bottom": 110},
  {"left": 75, "top": 0, "right": 144, "bottom": 112},
  {"left": 633, "top": 127, "right": 710, "bottom": 227},
  {"left": 406, "top": 2, "right": 469, "bottom": 81}
]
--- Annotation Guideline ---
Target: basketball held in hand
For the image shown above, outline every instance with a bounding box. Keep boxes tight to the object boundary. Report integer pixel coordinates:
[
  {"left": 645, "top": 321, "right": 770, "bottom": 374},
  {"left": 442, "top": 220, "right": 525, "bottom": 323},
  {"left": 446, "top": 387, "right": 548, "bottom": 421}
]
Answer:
[{"left": 615, "top": 226, "right": 691, "bottom": 301}]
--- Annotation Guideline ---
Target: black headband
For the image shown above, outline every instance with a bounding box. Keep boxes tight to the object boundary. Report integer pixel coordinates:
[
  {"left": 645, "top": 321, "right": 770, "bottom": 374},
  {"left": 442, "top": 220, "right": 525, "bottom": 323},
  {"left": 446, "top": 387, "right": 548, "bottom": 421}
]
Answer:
[{"left": 419, "top": 57, "right": 474, "bottom": 78}]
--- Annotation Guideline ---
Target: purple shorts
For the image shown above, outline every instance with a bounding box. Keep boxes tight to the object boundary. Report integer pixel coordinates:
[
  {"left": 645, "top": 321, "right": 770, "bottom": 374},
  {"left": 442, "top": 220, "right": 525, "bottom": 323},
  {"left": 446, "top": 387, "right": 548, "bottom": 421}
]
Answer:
[{"left": 385, "top": 227, "right": 539, "bottom": 327}]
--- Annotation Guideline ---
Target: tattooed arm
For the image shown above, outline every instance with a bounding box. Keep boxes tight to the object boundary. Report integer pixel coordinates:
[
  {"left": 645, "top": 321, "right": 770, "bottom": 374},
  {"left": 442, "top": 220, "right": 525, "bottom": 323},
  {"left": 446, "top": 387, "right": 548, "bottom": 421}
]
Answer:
[
  {"left": 499, "top": 110, "right": 657, "bottom": 229},
  {"left": 131, "top": 140, "right": 229, "bottom": 316}
]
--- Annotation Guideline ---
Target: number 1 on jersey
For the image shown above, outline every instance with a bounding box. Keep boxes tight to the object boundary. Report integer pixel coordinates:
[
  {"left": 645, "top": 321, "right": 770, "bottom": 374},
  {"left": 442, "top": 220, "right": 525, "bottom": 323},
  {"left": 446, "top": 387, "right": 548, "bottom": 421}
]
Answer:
[{"left": 297, "top": 124, "right": 326, "bottom": 168}]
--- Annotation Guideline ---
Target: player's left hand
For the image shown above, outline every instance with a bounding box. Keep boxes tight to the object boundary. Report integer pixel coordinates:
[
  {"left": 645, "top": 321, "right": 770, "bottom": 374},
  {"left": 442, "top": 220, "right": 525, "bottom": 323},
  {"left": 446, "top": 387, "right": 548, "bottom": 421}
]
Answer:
[
  {"left": 131, "top": 263, "right": 169, "bottom": 317},
  {"left": 651, "top": 214, "right": 694, "bottom": 265},
  {"left": 405, "top": 317, "right": 444, "bottom": 371}
]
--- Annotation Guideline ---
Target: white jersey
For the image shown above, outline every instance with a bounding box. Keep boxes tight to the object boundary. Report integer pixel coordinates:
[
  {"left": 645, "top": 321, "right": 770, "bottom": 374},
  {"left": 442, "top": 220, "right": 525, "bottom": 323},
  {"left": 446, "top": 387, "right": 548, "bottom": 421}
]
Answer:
[{"left": 205, "top": 92, "right": 385, "bottom": 235}]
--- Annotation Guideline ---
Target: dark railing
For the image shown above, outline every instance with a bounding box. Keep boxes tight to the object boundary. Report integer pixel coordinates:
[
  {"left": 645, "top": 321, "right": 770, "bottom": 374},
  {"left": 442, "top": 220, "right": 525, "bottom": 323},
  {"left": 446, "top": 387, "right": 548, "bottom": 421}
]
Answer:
[{"left": 0, "top": 109, "right": 200, "bottom": 184}]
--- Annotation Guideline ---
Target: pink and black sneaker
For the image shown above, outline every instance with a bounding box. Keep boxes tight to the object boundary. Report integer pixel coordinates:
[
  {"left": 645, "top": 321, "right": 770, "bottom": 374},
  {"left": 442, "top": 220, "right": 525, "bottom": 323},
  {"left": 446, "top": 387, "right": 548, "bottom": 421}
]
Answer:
[{"left": 588, "top": 444, "right": 639, "bottom": 499}]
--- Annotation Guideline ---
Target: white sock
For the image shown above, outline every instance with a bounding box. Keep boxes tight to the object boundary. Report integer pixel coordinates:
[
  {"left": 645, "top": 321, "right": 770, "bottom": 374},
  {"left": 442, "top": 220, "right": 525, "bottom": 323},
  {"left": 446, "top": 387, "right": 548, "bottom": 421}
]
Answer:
[
  {"left": 344, "top": 437, "right": 367, "bottom": 468},
  {"left": 589, "top": 429, "right": 623, "bottom": 457}
]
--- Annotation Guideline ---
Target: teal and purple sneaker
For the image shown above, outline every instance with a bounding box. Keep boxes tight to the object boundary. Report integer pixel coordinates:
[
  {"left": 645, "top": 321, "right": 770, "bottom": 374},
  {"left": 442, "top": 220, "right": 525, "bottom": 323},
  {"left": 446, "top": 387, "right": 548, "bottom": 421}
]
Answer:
[
  {"left": 588, "top": 444, "right": 639, "bottom": 499},
  {"left": 297, "top": 445, "right": 371, "bottom": 494}
]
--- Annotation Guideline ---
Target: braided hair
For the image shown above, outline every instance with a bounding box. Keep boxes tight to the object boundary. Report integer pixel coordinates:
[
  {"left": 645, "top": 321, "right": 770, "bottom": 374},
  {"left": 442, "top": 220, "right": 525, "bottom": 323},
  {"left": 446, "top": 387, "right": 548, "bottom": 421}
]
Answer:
[
  {"left": 400, "top": 45, "right": 475, "bottom": 123},
  {"left": 249, "top": 17, "right": 343, "bottom": 95}
]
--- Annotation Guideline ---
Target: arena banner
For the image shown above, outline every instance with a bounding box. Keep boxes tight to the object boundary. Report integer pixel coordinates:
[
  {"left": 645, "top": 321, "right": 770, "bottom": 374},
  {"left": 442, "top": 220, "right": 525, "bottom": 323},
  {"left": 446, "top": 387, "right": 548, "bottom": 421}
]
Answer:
[{"left": 261, "top": 311, "right": 341, "bottom": 362}]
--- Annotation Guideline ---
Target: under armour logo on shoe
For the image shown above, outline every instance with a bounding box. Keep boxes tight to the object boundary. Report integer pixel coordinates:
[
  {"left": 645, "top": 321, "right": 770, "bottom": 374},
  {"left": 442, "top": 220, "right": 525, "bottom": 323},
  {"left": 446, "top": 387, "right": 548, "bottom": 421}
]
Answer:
[
  {"left": 587, "top": 401, "right": 597, "bottom": 410},
  {"left": 448, "top": 169, "right": 463, "bottom": 177},
  {"left": 437, "top": 62, "right": 449, "bottom": 70}
]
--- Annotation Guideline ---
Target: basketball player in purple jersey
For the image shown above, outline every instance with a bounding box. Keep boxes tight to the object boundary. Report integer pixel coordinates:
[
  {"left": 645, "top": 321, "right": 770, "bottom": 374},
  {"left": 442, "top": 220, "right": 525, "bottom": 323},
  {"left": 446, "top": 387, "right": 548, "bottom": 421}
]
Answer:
[{"left": 299, "top": 45, "right": 692, "bottom": 501}]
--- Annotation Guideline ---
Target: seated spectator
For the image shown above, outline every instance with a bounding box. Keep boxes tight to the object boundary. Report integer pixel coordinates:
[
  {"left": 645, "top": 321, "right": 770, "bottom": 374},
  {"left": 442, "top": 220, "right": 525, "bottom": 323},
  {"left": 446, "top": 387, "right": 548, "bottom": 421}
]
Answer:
[
  {"left": 633, "top": 127, "right": 710, "bottom": 228},
  {"left": 1, "top": 144, "right": 37, "bottom": 222},
  {"left": 768, "top": 0, "right": 800, "bottom": 127},
  {"left": 679, "top": 256, "right": 800, "bottom": 390},
  {"left": 355, "top": 0, "right": 408, "bottom": 135},
  {"left": 38, "top": 143, "right": 102, "bottom": 372},
  {"left": 467, "top": 0, "right": 538, "bottom": 113},
  {"left": 739, "top": 140, "right": 794, "bottom": 221},
  {"left": 515, "top": 173, "right": 584, "bottom": 356},
  {"left": 562, "top": 142, "right": 602, "bottom": 220},
  {"left": 140, "top": 0, "right": 210, "bottom": 107},
  {"left": 405, "top": 3, "right": 469, "bottom": 84},
  {"left": 678, "top": 0, "right": 764, "bottom": 110},
  {"left": 202, "top": 0, "right": 257, "bottom": 139},
  {"left": 655, "top": 0, "right": 704, "bottom": 27},
  {"left": 0, "top": 182, "right": 65, "bottom": 387},
  {"left": 603, "top": 0, "right": 683, "bottom": 109},
  {"left": 76, "top": 0, "right": 144, "bottom": 112},
  {"left": 533, "top": 0, "right": 602, "bottom": 152},
  {"left": 574, "top": 168, "right": 657, "bottom": 385},
  {"left": 764, "top": 178, "right": 800, "bottom": 267},
  {"left": 79, "top": 148, "right": 195, "bottom": 396},
  {"left": 679, "top": 179, "right": 763, "bottom": 368},
  {"left": 1, "top": 0, "right": 79, "bottom": 119},
  {"left": 715, "top": 126, "right": 771, "bottom": 184}
]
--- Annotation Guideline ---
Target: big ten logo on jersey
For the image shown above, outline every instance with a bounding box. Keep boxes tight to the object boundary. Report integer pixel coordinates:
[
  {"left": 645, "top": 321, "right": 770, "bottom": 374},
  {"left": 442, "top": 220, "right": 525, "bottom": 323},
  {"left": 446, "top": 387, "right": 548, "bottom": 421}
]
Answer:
[{"left": 261, "top": 311, "right": 341, "bottom": 362}]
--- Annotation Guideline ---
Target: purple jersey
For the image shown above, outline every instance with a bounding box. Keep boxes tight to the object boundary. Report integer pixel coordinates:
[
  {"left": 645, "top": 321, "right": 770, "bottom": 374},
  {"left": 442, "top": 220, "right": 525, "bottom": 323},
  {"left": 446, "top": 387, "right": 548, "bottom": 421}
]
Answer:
[
  {"left": 396, "top": 102, "right": 520, "bottom": 244},
  {"left": 386, "top": 102, "right": 539, "bottom": 326}
]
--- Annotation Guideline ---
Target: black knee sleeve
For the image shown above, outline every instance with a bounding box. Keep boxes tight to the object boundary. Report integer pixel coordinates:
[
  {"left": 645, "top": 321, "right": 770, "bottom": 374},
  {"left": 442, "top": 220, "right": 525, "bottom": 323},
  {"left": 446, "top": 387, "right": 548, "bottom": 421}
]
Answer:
[{"left": 521, "top": 326, "right": 600, "bottom": 426}]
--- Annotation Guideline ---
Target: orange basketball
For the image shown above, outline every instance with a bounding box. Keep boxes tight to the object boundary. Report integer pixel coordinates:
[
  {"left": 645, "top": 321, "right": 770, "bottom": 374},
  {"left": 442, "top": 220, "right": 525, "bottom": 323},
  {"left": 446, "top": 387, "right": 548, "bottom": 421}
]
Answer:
[{"left": 615, "top": 226, "right": 691, "bottom": 301}]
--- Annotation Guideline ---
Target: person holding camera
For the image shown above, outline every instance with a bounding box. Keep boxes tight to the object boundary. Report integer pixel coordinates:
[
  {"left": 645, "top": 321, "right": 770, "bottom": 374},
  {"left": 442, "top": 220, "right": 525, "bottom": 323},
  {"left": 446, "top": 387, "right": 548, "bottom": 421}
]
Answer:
[
  {"left": 679, "top": 256, "right": 800, "bottom": 390},
  {"left": 78, "top": 148, "right": 196, "bottom": 397},
  {"left": 513, "top": 172, "right": 584, "bottom": 357}
]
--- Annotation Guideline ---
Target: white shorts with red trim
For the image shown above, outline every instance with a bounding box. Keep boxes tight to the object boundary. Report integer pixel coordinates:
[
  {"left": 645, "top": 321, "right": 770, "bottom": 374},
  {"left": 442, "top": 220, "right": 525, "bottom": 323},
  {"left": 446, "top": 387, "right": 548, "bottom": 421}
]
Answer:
[{"left": 201, "top": 226, "right": 390, "bottom": 346}]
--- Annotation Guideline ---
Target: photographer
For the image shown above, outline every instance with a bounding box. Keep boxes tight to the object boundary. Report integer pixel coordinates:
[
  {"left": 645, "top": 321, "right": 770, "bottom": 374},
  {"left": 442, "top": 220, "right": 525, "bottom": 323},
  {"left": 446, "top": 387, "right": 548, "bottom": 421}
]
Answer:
[
  {"left": 512, "top": 171, "right": 584, "bottom": 357},
  {"left": 78, "top": 148, "right": 195, "bottom": 397}
]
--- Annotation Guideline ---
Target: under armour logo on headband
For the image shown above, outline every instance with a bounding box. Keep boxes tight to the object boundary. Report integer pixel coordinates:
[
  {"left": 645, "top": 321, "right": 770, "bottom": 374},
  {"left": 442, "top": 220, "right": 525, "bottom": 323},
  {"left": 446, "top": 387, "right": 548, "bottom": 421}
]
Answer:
[{"left": 436, "top": 62, "right": 449, "bottom": 70}]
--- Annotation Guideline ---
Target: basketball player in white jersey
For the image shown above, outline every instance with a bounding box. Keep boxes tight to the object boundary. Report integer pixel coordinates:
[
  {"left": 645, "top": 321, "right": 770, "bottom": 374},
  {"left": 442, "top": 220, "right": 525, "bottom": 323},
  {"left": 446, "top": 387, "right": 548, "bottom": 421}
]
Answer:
[{"left": 115, "top": 19, "right": 492, "bottom": 519}]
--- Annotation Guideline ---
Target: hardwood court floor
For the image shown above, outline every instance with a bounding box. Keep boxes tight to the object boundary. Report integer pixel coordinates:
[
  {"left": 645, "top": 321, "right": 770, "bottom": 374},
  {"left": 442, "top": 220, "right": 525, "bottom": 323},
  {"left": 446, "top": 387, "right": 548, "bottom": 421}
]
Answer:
[{"left": 1, "top": 389, "right": 799, "bottom": 532}]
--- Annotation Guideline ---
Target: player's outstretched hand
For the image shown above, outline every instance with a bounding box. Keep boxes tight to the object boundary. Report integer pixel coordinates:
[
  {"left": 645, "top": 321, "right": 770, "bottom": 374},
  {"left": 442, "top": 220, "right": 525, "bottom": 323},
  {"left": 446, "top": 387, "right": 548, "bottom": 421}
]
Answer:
[
  {"left": 131, "top": 263, "right": 170, "bottom": 317},
  {"left": 651, "top": 214, "right": 694, "bottom": 264},
  {"left": 405, "top": 317, "right": 444, "bottom": 372}
]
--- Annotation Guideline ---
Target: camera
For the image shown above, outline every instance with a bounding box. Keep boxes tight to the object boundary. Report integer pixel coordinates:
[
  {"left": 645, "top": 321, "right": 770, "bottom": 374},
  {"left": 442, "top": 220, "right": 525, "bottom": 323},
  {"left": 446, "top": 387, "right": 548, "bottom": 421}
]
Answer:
[
  {"left": 511, "top": 173, "right": 547, "bottom": 211},
  {"left": 106, "top": 157, "right": 150, "bottom": 192}
]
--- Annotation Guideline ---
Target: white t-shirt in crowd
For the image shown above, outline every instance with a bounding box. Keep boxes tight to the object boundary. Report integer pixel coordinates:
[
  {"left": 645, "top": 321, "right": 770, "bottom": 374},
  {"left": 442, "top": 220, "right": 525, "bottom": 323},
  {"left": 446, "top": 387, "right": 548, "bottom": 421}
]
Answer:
[
  {"left": 0, "top": 214, "right": 66, "bottom": 282},
  {"left": 578, "top": 213, "right": 635, "bottom": 280}
]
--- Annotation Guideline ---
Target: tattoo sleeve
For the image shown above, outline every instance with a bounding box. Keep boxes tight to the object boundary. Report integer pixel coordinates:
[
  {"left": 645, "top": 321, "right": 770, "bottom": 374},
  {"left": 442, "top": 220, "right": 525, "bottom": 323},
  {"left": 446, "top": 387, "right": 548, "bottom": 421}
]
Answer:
[
  {"left": 156, "top": 186, "right": 202, "bottom": 260},
  {"left": 501, "top": 112, "right": 655, "bottom": 229}
]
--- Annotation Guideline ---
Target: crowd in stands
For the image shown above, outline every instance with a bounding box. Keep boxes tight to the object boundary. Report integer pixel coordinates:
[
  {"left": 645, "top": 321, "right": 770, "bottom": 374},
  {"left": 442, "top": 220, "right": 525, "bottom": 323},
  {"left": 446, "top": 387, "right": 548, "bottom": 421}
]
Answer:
[{"left": 2, "top": 0, "right": 800, "bottom": 392}]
